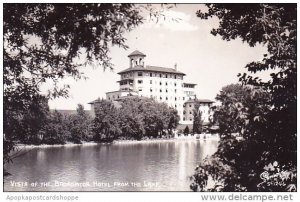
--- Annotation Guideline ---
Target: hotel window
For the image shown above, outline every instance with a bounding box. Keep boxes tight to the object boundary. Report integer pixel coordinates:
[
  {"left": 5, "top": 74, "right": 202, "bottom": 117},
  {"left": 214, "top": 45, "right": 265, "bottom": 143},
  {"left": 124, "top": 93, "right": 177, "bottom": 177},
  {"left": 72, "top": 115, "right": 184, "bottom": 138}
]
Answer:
[
  {"left": 138, "top": 72, "right": 143, "bottom": 76},
  {"left": 183, "top": 111, "right": 186, "bottom": 114},
  {"left": 160, "top": 97, "right": 162, "bottom": 100},
  {"left": 150, "top": 88, "right": 153, "bottom": 92},
  {"left": 160, "top": 74, "right": 162, "bottom": 78},
  {"left": 165, "top": 74, "right": 168, "bottom": 78},
  {"left": 166, "top": 97, "right": 168, "bottom": 100},
  {"left": 150, "top": 73, "right": 152, "bottom": 77},
  {"left": 190, "top": 118, "right": 193, "bottom": 121},
  {"left": 175, "top": 75, "right": 177, "bottom": 79},
  {"left": 175, "top": 105, "right": 177, "bottom": 108},
  {"left": 189, "top": 104, "right": 192, "bottom": 107},
  {"left": 175, "top": 89, "right": 177, "bottom": 93},
  {"left": 174, "top": 83, "right": 177, "bottom": 86},
  {"left": 138, "top": 80, "right": 143, "bottom": 84},
  {"left": 139, "top": 89, "right": 142, "bottom": 92},
  {"left": 166, "top": 89, "right": 168, "bottom": 93},
  {"left": 150, "top": 80, "right": 152, "bottom": 84},
  {"left": 183, "top": 118, "right": 186, "bottom": 121},
  {"left": 175, "top": 97, "right": 177, "bottom": 101},
  {"left": 165, "top": 82, "right": 168, "bottom": 86},
  {"left": 189, "top": 111, "right": 192, "bottom": 114},
  {"left": 160, "top": 89, "right": 162, "bottom": 92},
  {"left": 159, "top": 82, "right": 162, "bottom": 85}
]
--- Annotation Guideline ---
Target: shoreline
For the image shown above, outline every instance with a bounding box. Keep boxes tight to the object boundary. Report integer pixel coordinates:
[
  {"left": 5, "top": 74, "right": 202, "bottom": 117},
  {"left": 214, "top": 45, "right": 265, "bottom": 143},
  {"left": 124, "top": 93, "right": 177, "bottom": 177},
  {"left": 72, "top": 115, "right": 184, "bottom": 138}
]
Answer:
[
  {"left": 16, "top": 139, "right": 178, "bottom": 149},
  {"left": 15, "top": 141, "right": 100, "bottom": 149},
  {"left": 15, "top": 135, "right": 220, "bottom": 149}
]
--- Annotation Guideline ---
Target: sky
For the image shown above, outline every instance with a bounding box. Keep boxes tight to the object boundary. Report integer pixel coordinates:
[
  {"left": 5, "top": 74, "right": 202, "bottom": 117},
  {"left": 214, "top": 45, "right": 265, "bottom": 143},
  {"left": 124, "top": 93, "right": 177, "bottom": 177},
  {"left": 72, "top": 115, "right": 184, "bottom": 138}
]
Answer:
[{"left": 46, "top": 4, "right": 268, "bottom": 110}]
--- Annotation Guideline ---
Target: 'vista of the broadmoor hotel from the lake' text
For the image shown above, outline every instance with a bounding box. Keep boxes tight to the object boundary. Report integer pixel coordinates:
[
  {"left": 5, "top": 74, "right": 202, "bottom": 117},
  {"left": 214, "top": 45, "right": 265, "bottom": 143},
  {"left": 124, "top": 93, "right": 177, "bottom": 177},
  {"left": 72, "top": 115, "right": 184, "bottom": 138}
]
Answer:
[{"left": 89, "top": 50, "right": 213, "bottom": 125}]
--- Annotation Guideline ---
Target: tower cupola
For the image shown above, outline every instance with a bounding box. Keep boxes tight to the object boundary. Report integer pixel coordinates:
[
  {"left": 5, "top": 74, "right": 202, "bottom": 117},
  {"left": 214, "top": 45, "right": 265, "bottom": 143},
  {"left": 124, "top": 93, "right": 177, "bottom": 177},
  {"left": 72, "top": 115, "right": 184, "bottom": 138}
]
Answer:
[{"left": 128, "top": 50, "right": 146, "bottom": 68}]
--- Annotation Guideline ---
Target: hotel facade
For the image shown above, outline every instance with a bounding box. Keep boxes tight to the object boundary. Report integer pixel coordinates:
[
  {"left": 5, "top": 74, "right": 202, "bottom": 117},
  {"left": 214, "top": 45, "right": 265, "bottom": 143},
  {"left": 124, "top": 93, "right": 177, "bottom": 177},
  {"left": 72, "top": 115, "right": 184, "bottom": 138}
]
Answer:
[{"left": 89, "top": 50, "right": 213, "bottom": 124}]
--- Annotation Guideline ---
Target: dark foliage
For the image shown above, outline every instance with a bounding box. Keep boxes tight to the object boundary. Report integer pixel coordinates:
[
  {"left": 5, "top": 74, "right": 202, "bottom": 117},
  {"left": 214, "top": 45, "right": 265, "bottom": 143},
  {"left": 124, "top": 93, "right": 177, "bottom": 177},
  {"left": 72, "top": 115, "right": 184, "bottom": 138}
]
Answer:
[
  {"left": 192, "top": 103, "right": 203, "bottom": 134},
  {"left": 184, "top": 126, "right": 190, "bottom": 135},
  {"left": 191, "top": 4, "right": 296, "bottom": 192},
  {"left": 92, "top": 97, "right": 180, "bottom": 142}
]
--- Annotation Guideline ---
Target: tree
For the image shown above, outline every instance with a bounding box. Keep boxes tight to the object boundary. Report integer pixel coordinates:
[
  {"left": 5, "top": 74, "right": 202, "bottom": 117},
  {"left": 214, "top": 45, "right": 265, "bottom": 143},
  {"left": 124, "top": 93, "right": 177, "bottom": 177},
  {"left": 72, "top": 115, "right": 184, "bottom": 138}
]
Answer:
[
  {"left": 93, "top": 100, "right": 122, "bottom": 143},
  {"left": 40, "top": 110, "right": 69, "bottom": 145},
  {"left": 3, "top": 3, "right": 143, "bottom": 166},
  {"left": 4, "top": 95, "right": 50, "bottom": 144},
  {"left": 142, "top": 100, "right": 164, "bottom": 138},
  {"left": 167, "top": 108, "right": 180, "bottom": 136},
  {"left": 193, "top": 103, "right": 203, "bottom": 134},
  {"left": 92, "top": 97, "right": 180, "bottom": 141},
  {"left": 184, "top": 126, "right": 190, "bottom": 135},
  {"left": 191, "top": 4, "right": 296, "bottom": 191},
  {"left": 67, "top": 104, "right": 93, "bottom": 143},
  {"left": 118, "top": 97, "right": 179, "bottom": 139},
  {"left": 190, "top": 84, "right": 274, "bottom": 191}
]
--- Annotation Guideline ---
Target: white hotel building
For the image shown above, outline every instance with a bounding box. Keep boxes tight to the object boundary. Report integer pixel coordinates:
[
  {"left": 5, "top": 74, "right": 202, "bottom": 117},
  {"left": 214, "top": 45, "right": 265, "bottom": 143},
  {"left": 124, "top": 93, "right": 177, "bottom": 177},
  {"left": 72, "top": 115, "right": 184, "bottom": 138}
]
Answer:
[{"left": 89, "top": 50, "right": 213, "bottom": 124}]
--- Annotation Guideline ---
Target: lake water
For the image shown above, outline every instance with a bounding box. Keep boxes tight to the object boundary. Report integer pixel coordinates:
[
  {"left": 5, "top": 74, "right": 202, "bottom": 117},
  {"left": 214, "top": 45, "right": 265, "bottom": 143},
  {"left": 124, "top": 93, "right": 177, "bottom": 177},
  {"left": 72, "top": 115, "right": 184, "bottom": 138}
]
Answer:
[{"left": 4, "top": 139, "right": 218, "bottom": 191}]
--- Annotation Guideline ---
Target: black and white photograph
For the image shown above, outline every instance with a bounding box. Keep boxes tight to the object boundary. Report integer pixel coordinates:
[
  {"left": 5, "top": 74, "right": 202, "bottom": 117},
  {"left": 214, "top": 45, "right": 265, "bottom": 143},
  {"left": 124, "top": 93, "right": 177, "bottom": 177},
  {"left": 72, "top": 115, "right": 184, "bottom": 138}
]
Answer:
[{"left": 2, "top": 1, "right": 297, "bottom": 198}]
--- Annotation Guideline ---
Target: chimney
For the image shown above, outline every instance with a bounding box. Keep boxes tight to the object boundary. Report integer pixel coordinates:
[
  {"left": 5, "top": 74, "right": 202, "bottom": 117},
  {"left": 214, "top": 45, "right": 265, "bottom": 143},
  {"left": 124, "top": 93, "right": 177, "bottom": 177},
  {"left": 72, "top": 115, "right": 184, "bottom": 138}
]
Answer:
[{"left": 174, "top": 63, "right": 177, "bottom": 71}]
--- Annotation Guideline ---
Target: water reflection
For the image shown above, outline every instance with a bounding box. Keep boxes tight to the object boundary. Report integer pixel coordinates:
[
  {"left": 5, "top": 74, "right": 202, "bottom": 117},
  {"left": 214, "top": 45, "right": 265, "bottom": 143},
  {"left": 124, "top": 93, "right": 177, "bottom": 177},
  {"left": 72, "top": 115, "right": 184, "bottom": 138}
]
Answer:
[{"left": 4, "top": 140, "right": 218, "bottom": 191}]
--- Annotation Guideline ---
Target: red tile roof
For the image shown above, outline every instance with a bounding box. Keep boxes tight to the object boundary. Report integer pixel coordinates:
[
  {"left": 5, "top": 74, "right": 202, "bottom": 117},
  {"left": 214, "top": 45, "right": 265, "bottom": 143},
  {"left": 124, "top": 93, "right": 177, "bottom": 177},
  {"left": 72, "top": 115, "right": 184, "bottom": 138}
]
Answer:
[
  {"left": 117, "top": 65, "right": 186, "bottom": 75},
  {"left": 128, "top": 50, "right": 146, "bottom": 57}
]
